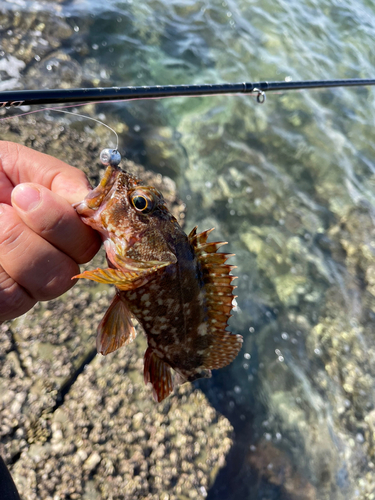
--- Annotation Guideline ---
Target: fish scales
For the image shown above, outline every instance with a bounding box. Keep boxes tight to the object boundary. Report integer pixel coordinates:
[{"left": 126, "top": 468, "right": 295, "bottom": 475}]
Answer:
[{"left": 73, "top": 163, "right": 243, "bottom": 402}]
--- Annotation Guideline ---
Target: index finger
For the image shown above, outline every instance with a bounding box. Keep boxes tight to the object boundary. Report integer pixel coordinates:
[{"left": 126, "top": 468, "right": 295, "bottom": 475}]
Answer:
[{"left": 0, "top": 141, "right": 92, "bottom": 204}]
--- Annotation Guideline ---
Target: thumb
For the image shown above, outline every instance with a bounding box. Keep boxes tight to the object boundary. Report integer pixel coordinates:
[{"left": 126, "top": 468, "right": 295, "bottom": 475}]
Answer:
[{"left": 11, "top": 182, "right": 100, "bottom": 264}]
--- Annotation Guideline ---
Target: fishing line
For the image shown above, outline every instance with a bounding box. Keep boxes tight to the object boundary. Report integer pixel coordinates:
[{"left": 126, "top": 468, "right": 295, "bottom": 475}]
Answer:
[
  {"left": 0, "top": 104, "right": 120, "bottom": 153},
  {"left": 45, "top": 108, "right": 119, "bottom": 151}
]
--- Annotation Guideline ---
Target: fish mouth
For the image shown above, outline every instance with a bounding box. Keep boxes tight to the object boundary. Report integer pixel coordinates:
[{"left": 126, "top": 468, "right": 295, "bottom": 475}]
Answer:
[{"left": 74, "top": 165, "right": 121, "bottom": 218}]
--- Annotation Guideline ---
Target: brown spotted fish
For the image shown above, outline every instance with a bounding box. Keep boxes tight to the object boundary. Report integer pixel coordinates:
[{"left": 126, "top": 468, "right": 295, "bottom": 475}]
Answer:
[{"left": 73, "top": 163, "right": 243, "bottom": 402}]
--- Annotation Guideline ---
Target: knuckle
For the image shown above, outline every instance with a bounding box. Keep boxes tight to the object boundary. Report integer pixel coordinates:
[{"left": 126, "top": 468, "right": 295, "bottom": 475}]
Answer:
[
  {"left": 1, "top": 220, "right": 23, "bottom": 248},
  {"left": 0, "top": 216, "right": 28, "bottom": 258},
  {"left": 75, "top": 234, "right": 101, "bottom": 265},
  {"left": 0, "top": 270, "right": 35, "bottom": 321},
  {"left": 31, "top": 260, "right": 78, "bottom": 302},
  {"left": 0, "top": 141, "right": 22, "bottom": 180},
  {"left": 39, "top": 207, "right": 70, "bottom": 237}
]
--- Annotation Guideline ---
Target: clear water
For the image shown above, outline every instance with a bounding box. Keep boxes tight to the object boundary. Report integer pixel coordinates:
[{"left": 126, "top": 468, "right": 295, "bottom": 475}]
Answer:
[{"left": 2, "top": 0, "right": 375, "bottom": 497}]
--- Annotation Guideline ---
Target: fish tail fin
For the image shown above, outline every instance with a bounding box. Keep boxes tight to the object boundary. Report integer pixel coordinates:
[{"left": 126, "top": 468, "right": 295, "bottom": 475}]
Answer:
[
  {"left": 143, "top": 347, "right": 174, "bottom": 403},
  {"left": 97, "top": 293, "right": 137, "bottom": 355}
]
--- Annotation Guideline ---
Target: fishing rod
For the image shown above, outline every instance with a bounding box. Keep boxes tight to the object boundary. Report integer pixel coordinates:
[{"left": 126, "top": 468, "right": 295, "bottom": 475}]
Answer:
[{"left": 1, "top": 78, "right": 375, "bottom": 108}]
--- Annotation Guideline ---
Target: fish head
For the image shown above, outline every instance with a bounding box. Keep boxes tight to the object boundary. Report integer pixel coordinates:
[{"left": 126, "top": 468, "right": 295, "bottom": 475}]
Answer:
[{"left": 75, "top": 165, "right": 178, "bottom": 269}]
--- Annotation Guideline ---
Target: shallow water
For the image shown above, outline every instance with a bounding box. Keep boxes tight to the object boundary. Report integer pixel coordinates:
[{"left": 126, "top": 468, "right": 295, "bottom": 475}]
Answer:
[{"left": 2, "top": 0, "right": 375, "bottom": 497}]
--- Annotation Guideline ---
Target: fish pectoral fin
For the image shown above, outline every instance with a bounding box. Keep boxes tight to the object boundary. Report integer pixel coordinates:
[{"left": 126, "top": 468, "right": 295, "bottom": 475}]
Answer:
[
  {"left": 143, "top": 347, "right": 174, "bottom": 403},
  {"left": 73, "top": 267, "right": 129, "bottom": 284},
  {"left": 97, "top": 294, "right": 137, "bottom": 355},
  {"left": 72, "top": 267, "right": 154, "bottom": 290}
]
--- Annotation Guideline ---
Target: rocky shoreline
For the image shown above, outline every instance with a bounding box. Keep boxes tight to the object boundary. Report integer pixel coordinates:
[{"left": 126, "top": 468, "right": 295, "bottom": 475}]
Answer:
[{"left": 1, "top": 118, "right": 234, "bottom": 499}]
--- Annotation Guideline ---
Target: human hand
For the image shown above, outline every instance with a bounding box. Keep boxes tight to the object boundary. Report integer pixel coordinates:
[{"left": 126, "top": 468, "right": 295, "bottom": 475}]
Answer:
[{"left": 0, "top": 141, "right": 101, "bottom": 322}]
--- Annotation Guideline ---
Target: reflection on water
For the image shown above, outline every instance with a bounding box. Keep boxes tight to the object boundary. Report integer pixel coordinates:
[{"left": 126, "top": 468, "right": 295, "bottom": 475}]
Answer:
[{"left": 1, "top": 0, "right": 375, "bottom": 498}]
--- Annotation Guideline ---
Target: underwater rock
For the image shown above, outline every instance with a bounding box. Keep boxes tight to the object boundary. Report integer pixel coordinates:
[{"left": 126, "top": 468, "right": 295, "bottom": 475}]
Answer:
[
  {"left": 175, "top": 81, "right": 375, "bottom": 499},
  {"left": 248, "top": 439, "right": 317, "bottom": 500},
  {"left": 25, "top": 50, "right": 84, "bottom": 89},
  {"left": 0, "top": 10, "right": 73, "bottom": 67}
]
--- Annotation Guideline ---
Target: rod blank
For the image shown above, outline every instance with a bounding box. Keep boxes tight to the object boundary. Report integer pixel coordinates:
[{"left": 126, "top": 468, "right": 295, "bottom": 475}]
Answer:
[{"left": 1, "top": 79, "right": 374, "bottom": 108}]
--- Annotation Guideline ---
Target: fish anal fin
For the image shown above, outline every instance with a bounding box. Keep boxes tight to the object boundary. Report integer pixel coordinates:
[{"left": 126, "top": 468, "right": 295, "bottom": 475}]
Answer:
[
  {"left": 144, "top": 348, "right": 174, "bottom": 403},
  {"left": 202, "top": 330, "right": 243, "bottom": 370},
  {"left": 97, "top": 294, "right": 136, "bottom": 355}
]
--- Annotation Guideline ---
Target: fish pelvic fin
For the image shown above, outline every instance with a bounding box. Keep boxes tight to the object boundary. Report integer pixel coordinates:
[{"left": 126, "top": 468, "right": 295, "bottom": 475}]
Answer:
[
  {"left": 97, "top": 293, "right": 137, "bottom": 355},
  {"left": 191, "top": 227, "right": 243, "bottom": 369},
  {"left": 144, "top": 347, "right": 174, "bottom": 403},
  {"left": 72, "top": 266, "right": 161, "bottom": 290}
]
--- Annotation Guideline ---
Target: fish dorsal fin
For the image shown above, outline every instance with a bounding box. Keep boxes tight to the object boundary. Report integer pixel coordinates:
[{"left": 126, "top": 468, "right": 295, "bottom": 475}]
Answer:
[
  {"left": 188, "top": 226, "right": 215, "bottom": 247},
  {"left": 144, "top": 347, "right": 174, "bottom": 402},
  {"left": 188, "top": 226, "right": 197, "bottom": 241},
  {"left": 97, "top": 293, "right": 137, "bottom": 355},
  {"left": 192, "top": 228, "right": 243, "bottom": 369}
]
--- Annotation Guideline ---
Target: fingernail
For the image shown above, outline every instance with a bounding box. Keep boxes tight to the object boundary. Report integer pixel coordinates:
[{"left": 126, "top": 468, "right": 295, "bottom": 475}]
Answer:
[
  {"left": 0, "top": 204, "right": 4, "bottom": 216},
  {"left": 12, "top": 184, "right": 41, "bottom": 212}
]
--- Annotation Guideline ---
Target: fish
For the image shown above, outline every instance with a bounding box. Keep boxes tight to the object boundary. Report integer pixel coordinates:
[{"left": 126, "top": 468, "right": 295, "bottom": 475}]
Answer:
[{"left": 73, "top": 162, "right": 243, "bottom": 402}]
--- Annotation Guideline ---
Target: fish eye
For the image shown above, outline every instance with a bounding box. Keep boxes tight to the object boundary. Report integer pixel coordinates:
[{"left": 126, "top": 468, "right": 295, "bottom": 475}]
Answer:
[
  {"left": 130, "top": 190, "right": 155, "bottom": 213},
  {"left": 132, "top": 195, "right": 148, "bottom": 211}
]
